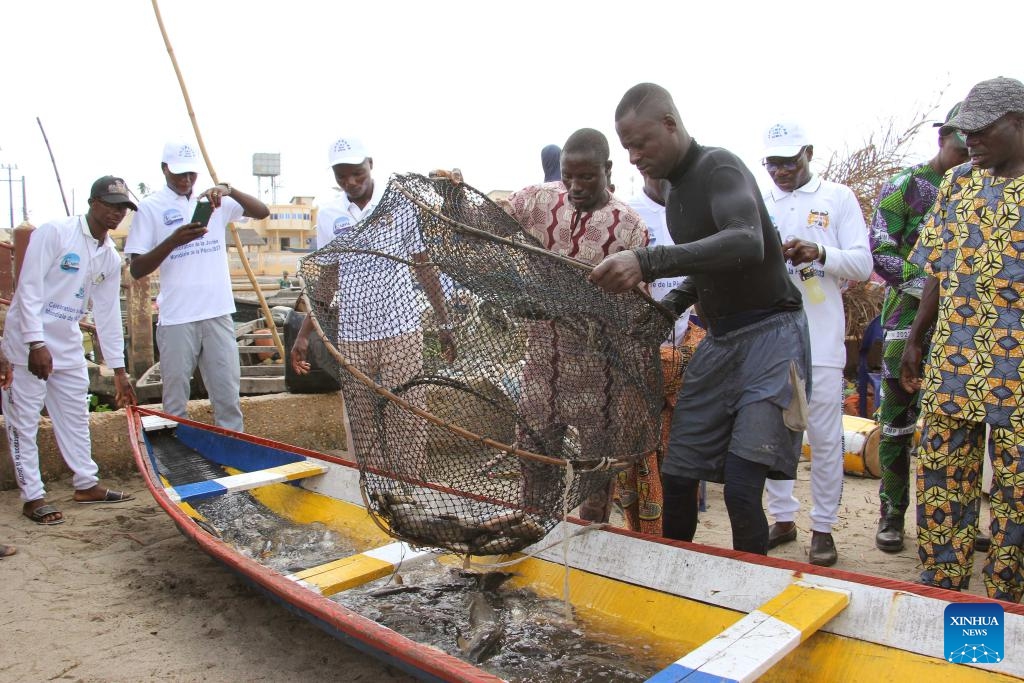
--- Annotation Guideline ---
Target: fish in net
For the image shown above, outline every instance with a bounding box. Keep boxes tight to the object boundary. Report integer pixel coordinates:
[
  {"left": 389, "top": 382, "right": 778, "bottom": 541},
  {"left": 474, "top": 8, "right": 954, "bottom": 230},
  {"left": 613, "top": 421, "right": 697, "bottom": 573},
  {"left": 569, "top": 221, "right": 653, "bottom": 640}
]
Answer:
[{"left": 298, "top": 173, "right": 672, "bottom": 555}]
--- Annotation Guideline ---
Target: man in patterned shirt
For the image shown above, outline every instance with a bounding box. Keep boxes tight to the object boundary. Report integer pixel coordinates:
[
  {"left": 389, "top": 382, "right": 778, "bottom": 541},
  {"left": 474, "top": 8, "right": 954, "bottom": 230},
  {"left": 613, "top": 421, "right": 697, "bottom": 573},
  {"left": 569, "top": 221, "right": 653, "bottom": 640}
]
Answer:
[
  {"left": 902, "top": 76, "right": 1024, "bottom": 600},
  {"left": 502, "top": 128, "right": 650, "bottom": 522},
  {"left": 869, "top": 104, "right": 968, "bottom": 553}
]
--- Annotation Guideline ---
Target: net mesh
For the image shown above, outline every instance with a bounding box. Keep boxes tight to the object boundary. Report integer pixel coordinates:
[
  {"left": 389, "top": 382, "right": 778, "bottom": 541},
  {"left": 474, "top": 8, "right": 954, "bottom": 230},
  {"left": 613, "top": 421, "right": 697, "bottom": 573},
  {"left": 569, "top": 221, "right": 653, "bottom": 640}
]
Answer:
[{"left": 298, "top": 173, "right": 671, "bottom": 555}]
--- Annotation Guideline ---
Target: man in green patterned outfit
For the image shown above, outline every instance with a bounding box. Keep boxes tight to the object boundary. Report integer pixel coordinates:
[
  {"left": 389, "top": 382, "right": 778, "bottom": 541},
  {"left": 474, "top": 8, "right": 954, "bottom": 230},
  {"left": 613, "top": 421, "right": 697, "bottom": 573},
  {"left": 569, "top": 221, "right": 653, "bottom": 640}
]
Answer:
[
  {"left": 902, "top": 76, "right": 1024, "bottom": 600},
  {"left": 869, "top": 104, "right": 967, "bottom": 552}
]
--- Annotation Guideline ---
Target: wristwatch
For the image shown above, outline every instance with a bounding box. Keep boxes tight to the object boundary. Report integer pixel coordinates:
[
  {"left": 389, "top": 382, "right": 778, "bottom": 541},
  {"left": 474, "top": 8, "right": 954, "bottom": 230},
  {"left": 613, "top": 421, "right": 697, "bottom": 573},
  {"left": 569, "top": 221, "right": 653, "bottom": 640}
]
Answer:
[
  {"left": 218, "top": 182, "right": 233, "bottom": 196},
  {"left": 28, "top": 341, "right": 46, "bottom": 351}
]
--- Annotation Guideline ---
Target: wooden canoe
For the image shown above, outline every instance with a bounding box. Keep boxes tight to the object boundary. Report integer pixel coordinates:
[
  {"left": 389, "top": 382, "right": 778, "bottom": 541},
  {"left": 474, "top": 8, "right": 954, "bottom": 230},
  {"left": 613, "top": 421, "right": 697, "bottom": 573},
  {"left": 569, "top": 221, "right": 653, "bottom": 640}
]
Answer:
[{"left": 127, "top": 405, "right": 1023, "bottom": 683}]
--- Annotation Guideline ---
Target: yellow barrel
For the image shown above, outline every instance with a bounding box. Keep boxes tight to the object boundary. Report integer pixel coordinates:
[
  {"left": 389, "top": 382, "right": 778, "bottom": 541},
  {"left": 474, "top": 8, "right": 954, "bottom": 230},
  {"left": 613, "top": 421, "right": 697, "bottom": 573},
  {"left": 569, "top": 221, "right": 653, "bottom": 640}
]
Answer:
[{"left": 801, "top": 415, "right": 881, "bottom": 478}]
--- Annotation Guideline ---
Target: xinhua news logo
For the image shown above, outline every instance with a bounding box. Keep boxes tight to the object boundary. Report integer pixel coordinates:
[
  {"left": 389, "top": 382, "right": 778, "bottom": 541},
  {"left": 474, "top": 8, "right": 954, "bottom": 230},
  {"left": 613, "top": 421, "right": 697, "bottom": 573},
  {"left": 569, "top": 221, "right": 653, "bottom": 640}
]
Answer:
[{"left": 944, "top": 603, "right": 1004, "bottom": 664}]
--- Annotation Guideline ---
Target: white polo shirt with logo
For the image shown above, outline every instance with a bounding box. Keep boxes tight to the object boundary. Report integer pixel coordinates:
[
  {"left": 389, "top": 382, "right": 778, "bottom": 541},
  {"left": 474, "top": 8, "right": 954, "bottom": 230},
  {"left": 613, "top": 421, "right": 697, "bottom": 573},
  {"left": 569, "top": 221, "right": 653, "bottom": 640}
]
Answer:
[
  {"left": 314, "top": 182, "right": 423, "bottom": 342},
  {"left": 763, "top": 175, "right": 873, "bottom": 368},
  {"left": 125, "top": 184, "right": 243, "bottom": 326},
  {"left": 2, "top": 216, "right": 125, "bottom": 369},
  {"left": 314, "top": 181, "right": 386, "bottom": 250}
]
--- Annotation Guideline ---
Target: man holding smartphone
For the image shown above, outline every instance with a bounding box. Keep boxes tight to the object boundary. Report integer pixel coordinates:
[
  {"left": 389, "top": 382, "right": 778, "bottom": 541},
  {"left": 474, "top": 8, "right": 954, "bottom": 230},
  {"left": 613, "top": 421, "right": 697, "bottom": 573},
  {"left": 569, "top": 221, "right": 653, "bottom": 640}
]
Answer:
[{"left": 125, "top": 140, "right": 269, "bottom": 431}]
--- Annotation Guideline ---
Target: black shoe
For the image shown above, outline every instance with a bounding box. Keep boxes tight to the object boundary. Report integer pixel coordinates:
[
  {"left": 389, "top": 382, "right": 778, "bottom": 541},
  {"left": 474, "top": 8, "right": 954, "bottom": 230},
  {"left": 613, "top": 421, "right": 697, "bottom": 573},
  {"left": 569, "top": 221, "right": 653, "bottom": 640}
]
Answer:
[
  {"left": 767, "top": 521, "right": 797, "bottom": 549},
  {"left": 809, "top": 531, "right": 838, "bottom": 567},
  {"left": 875, "top": 516, "right": 905, "bottom": 553},
  {"left": 975, "top": 534, "right": 991, "bottom": 553}
]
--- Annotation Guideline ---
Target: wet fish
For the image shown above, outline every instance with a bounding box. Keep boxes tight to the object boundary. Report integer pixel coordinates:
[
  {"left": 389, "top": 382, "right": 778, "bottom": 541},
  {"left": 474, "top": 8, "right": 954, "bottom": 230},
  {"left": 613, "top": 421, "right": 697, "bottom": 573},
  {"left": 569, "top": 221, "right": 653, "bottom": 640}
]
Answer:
[
  {"left": 370, "top": 584, "right": 424, "bottom": 598},
  {"left": 456, "top": 591, "right": 504, "bottom": 663}
]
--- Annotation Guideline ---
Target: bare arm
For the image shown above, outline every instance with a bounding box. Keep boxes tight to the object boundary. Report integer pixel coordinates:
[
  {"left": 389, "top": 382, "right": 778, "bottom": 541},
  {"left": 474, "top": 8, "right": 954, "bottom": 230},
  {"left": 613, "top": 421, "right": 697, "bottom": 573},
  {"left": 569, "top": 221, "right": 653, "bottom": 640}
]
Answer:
[
  {"left": 128, "top": 222, "right": 208, "bottom": 279},
  {"left": 412, "top": 252, "right": 455, "bottom": 362},
  {"left": 899, "top": 275, "right": 939, "bottom": 393}
]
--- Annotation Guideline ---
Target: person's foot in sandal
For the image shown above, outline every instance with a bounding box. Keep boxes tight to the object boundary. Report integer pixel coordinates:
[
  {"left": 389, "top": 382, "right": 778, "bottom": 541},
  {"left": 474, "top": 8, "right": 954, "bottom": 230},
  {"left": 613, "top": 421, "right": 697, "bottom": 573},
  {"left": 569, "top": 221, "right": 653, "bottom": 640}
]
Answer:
[
  {"left": 0, "top": 543, "right": 16, "bottom": 558},
  {"left": 73, "top": 484, "right": 134, "bottom": 504},
  {"left": 23, "top": 499, "right": 64, "bottom": 525}
]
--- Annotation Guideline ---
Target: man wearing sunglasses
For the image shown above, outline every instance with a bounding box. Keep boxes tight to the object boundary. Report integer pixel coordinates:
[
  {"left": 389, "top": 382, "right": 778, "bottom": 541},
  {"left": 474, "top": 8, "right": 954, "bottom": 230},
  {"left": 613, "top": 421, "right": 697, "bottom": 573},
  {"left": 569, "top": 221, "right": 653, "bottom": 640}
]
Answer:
[
  {"left": 760, "top": 122, "right": 873, "bottom": 566},
  {"left": 901, "top": 76, "right": 1024, "bottom": 600},
  {"left": 2, "top": 176, "right": 139, "bottom": 526}
]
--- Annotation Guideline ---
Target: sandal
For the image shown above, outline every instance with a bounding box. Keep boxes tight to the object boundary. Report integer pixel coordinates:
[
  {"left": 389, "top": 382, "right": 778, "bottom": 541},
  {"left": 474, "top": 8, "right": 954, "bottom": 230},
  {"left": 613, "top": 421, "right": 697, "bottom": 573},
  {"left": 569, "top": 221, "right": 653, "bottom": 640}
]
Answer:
[
  {"left": 75, "top": 488, "right": 134, "bottom": 504},
  {"left": 24, "top": 503, "right": 64, "bottom": 525}
]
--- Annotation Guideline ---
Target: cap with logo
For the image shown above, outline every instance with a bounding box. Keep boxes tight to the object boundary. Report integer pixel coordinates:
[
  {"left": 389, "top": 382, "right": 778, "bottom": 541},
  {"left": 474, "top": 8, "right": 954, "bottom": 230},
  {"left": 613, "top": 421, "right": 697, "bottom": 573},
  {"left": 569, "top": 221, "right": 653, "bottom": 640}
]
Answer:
[
  {"left": 763, "top": 121, "right": 810, "bottom": 159},
  {"left": 90, "top": 176, "right": 137, "bottom": 211},
  {"left": 949, "top": 77, "right": 1024, "bottom": 133},
  {"left": 328, "top": 137, "right": 370, "bottom": 167},
  {"left": 162, "top": 141, "right": 203, "bottom": 175}
]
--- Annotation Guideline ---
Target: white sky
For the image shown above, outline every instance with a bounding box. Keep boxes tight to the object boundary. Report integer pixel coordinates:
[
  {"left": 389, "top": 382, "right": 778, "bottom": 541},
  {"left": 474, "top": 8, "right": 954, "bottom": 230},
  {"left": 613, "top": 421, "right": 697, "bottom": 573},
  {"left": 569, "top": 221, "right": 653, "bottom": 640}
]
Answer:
[{"left": 1, "top": 0, "right": 1022, "bottom": 224}]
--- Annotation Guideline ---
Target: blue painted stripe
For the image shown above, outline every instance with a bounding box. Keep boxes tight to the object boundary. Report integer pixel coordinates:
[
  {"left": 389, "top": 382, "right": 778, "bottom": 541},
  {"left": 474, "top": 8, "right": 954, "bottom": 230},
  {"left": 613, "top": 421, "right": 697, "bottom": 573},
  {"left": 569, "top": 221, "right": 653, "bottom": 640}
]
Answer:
[
  {"left": 174, "top": 422, "right": 303, "bottom": 471},
  {"left": 646, "top": 663, "right": 738, "bottom": 683},
  {"left": 171, "top": 480, "right": 228, "bottom": 502}
]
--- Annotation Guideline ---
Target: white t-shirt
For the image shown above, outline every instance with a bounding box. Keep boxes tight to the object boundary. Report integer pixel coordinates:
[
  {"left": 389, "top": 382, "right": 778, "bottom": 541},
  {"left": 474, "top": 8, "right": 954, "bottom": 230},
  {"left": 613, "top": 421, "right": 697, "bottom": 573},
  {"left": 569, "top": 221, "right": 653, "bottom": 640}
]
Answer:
[
  {"left": 2, "top": 216, "right": 125, "bottom": 369},
  {"left": 315, "top": 183, "right": 422, "bottom": 342},
  {"left": 315, "top": 181, "right": 386, "bottom": 249},
  {"left": 125, "top": 185, "right": 243, "bottom": 326},
  {"left": 764, "top": 175, "right": 873, "bottom": 368},
  {"left": 627, "top": 191, "right": 690, "bottom": 345}
]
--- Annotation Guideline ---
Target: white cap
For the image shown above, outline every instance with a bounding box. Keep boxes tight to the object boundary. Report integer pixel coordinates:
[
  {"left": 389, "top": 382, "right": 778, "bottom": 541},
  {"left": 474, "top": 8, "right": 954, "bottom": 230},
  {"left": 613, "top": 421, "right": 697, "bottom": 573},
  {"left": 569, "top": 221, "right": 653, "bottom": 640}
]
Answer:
[
  {"left": 763, "top": 121, "right": 810, "bottom": 159},
  {"left": 161, "top": 141, "right": 203, "bottom": 175},
  {"left": 327, "top": 137, "right": 370, "bottom": 167}
]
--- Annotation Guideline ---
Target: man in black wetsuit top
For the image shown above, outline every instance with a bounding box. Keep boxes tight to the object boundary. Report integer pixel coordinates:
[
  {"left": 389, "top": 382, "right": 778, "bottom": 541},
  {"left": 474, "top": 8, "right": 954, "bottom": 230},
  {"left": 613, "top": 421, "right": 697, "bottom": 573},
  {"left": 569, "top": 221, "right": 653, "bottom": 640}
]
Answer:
[{"left": 590, "top": 82, "right": 811, "bottom": 555}]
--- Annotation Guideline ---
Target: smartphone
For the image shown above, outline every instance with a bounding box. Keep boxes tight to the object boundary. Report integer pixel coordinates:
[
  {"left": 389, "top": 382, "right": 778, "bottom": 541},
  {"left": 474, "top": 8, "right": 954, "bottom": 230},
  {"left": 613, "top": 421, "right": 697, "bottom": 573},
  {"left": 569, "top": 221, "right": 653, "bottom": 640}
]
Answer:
[{"left": 191, "top": 200, "right": 214, "bottom": 227}]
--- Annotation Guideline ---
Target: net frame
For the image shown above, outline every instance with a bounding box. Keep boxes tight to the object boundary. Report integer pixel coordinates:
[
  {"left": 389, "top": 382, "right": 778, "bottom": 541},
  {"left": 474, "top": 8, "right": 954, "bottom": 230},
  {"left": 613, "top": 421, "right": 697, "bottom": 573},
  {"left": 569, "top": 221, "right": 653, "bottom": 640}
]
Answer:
[{"left": 298, "top": 173, "right": 674, "bottom": 555}]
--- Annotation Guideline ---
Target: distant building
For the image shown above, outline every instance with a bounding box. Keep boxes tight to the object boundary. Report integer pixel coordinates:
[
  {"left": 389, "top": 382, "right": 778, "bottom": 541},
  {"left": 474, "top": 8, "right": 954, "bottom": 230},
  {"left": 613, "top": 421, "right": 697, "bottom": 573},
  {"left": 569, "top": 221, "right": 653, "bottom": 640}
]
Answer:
[{"left": 248, "top": 196, "right": 315, "bottom": 251}]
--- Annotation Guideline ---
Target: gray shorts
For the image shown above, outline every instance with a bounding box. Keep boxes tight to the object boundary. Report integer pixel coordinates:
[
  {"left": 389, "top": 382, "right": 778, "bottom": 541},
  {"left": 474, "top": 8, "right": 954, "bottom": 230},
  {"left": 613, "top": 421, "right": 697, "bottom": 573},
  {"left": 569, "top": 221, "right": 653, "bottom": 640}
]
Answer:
[{"left": 663, "top": 309, "right": 811, "bottom": 482}]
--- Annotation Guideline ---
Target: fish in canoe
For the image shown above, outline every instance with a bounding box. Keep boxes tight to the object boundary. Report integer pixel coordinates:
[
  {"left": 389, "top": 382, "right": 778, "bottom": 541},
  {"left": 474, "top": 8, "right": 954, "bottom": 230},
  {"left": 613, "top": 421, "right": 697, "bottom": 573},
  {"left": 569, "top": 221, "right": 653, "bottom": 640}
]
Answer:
[{"left": 127, "top": 405, "right": 1024, "bottom": 682}]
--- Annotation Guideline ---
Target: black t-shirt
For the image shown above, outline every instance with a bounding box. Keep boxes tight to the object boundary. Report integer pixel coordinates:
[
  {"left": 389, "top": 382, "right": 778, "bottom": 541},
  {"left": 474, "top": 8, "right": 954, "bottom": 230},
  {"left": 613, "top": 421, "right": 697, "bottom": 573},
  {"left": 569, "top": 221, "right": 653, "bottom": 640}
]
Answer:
[{"left": 635, "top": 141, "right": 802, "bottom": 335}]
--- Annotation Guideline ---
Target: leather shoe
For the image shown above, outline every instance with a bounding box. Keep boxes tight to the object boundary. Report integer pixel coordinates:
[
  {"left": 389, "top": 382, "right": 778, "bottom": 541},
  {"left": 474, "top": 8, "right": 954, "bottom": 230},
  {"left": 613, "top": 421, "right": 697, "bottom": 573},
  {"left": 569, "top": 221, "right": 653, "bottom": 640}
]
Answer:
[
  {"left": 875, "top": 516, "right": 904, "bottom": 553},
  {"left": 975, "top": 534, "right": 991, "bottom": 553},
  {"left": 809, "top": 531, "right": 838, "bottom": 567},
  {"left": 767, "top": 521, "right": 797, "bottom": 549}
]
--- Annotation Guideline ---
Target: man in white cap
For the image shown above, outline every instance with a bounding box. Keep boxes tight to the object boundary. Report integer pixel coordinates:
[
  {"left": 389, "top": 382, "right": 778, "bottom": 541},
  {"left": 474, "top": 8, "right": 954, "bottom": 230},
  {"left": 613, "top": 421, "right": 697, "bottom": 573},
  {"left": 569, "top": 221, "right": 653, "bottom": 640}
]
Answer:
[
  {"left": 3, "top": 176, "right": 139, "bottom": 525},
  {"left": 125, "top": 141, "right": 269, "bottom": 431},
  {"left": 902, "top": 76, "right": 1024, "bottom": 600},
  {"left": 313, "top": 137, "right": 384, "bottom": 248},
  {"left": 760, "top": 120, "right": 873, "bottom": 566},
  {"left": 290, "top": 137, "right": 453, "bottom": 477}
]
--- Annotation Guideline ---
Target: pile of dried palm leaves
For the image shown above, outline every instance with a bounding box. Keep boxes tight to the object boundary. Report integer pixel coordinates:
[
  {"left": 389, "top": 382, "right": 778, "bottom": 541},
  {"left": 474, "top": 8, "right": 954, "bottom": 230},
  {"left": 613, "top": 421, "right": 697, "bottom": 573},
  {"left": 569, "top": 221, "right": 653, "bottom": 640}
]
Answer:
[{"left": 843, "top": 281, "right": 884, "bottom": 341}]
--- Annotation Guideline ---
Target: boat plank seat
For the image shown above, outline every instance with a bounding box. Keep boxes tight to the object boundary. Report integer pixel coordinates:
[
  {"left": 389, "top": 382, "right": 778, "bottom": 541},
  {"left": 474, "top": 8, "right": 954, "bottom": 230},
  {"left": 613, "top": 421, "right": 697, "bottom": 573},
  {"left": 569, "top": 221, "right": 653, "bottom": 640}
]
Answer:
[
  {"left": 287, "top": 541, "right": 435, "bottom": 596},
  {"left": 647, "top": 581, "right": 850, "bottom": 683},
  {"left": 164, "top": 460, "right": 327, "bottom": 504}
]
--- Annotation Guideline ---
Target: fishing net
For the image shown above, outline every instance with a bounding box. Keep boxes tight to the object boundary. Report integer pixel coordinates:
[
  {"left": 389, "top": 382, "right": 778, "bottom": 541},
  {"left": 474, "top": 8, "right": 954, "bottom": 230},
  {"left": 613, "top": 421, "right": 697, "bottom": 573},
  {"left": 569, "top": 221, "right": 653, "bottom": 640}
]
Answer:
[{"left": 298, "top": 173, "right": 672, "bottom": 555}]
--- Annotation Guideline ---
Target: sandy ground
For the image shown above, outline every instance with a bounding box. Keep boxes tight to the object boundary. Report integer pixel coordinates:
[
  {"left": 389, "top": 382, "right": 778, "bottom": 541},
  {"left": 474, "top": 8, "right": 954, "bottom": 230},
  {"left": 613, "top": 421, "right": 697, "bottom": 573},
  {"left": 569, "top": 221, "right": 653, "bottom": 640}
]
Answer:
[{"left": 0, "top": 461, "right": 991, "bottom": 682}]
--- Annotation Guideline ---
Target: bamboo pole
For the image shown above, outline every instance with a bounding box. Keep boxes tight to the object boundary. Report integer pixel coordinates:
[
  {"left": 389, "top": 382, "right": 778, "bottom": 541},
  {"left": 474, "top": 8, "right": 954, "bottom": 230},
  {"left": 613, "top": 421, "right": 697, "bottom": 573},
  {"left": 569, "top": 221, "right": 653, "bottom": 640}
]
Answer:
[
  {"left": 149, "top": 0, "right": 285, "bottom": 359},
  {"left": 36, "top": 117, "right": 70, "bottom": 217}
]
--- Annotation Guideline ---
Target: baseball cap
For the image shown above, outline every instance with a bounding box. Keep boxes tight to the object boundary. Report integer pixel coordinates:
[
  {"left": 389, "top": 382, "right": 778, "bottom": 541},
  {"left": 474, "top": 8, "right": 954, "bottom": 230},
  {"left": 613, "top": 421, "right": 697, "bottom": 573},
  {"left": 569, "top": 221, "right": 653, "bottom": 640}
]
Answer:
[
  {"left": 161, "top": 140, "right": 203, "bottom": 175},
  {"left": 327, "top": 137, "right": 370, "bottom": 167},
  {"left": 90, "top": 176, "right": 137, "bottom": 211},
  {"left": 933, "top": 102, "right": 963, "bottom": 136},
  {"left": 763, "top": 121, "right": 810, "bottom": 159},
  {"left": 949, "top": 77, "right": 1024, "bottom": 133}
]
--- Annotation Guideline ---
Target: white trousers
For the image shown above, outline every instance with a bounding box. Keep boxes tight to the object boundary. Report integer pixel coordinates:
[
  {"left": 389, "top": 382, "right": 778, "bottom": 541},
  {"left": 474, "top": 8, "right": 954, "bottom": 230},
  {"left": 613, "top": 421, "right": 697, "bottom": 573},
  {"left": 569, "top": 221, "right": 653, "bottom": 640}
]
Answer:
[
  {"left": 766, "top": 365, "right": 844, "bottom": 533},
  {"left": 2, "top": 364, "right": 97, "bottom": 502},
  {"left": 157, "top": 315, "right": 243, "bottom": 432}
]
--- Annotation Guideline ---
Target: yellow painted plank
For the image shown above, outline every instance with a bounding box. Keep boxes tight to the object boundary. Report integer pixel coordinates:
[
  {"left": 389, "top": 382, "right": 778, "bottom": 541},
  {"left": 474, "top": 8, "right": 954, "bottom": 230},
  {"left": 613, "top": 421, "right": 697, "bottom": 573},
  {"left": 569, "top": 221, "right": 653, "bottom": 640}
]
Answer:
[
  {"left": 292, "top": 552, "right": 396, "bottom": 596},
  {"left": 757, "top": 582, "right": 850, "bottom": 640}
]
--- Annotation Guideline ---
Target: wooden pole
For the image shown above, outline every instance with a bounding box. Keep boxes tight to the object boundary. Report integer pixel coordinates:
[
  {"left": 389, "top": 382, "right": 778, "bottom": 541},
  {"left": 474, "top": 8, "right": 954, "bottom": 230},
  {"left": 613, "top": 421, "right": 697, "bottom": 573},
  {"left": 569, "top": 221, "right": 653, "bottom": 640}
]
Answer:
[
  {"left": 36, "top": 117, "right": 70, "bottom": 217},
  {"left": 149, "top": 0, "right": 285, "bottom": 359}
]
